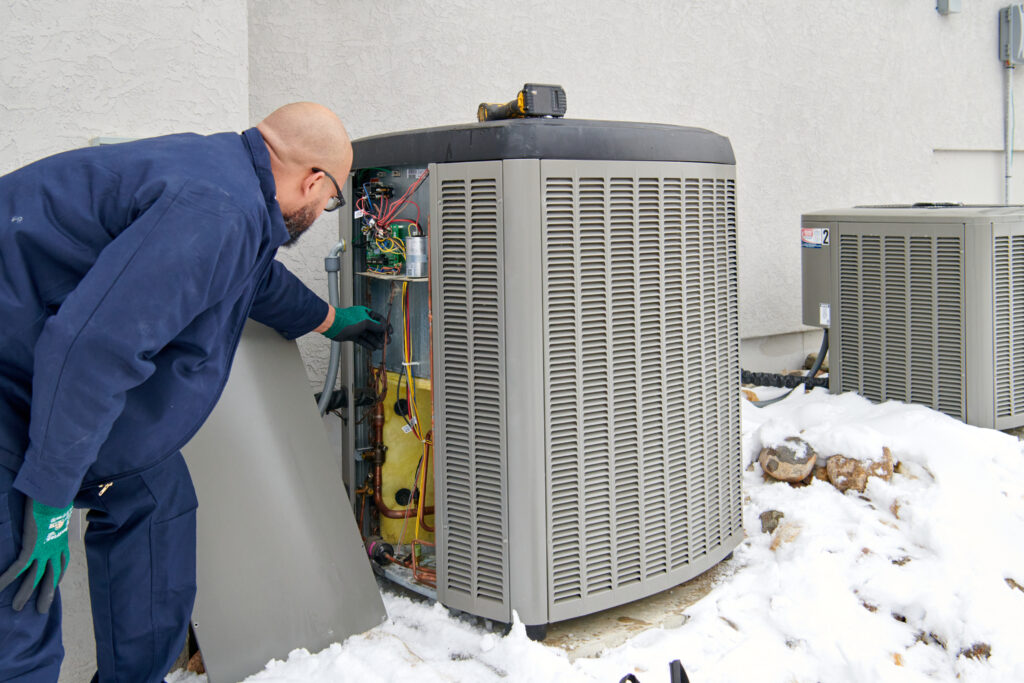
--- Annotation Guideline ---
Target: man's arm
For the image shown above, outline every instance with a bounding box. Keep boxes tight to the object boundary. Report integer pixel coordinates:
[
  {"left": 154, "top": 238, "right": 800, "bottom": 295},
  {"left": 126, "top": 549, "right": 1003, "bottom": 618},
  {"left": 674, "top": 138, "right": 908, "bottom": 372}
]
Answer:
[
  {"left": 249, "top": 261, "right": 387, "bottom": 348},
  {"left": 313, "top": 305, "right": 334, "bottom": 334},
  {"left": 248, "top": 260, "right": 330, "bottom": 339}
]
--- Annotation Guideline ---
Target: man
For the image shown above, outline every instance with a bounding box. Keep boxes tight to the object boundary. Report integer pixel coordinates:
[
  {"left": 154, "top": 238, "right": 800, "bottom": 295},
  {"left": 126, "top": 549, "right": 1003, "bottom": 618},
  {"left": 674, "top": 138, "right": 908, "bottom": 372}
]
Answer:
[{"left": 0, "top": 102, "right": 385, "bottom": 682}]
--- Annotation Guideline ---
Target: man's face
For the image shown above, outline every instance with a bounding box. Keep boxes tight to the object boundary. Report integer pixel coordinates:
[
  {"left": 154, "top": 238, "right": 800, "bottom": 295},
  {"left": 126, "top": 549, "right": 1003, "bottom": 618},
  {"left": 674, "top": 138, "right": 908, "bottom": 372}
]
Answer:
[{"left": 282, "top": 199, "right": 319, "bottom": 247}]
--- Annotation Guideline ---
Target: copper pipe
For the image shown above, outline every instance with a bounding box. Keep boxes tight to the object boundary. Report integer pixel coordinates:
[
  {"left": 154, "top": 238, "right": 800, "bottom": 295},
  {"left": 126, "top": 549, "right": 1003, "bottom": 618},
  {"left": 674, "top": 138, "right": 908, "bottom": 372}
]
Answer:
[
  {"left": 373, "top": 463, "right": 435, "bottom": 518},
  {"left": 417, "top": 433, "right": 435, "bottom": 532},
  {"left": 412, "top": 540, "right": 437, "bottom": 587}
]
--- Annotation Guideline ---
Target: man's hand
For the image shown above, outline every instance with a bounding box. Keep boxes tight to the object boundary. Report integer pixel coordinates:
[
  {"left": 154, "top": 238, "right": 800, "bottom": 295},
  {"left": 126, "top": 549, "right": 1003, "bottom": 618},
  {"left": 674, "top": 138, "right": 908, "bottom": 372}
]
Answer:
[
  {"left": 321, "top": 306, "right": 390, "bottom": 350},
  {"left": 0, "top": 498, "right": 72, "bottom": 613}
]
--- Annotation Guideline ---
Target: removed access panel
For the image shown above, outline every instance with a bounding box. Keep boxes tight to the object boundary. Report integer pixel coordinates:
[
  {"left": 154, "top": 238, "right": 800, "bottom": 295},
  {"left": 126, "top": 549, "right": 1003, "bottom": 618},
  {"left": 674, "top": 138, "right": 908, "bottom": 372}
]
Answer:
[{"left": 182, "top": 321, "right": 386, "bottom": 683}]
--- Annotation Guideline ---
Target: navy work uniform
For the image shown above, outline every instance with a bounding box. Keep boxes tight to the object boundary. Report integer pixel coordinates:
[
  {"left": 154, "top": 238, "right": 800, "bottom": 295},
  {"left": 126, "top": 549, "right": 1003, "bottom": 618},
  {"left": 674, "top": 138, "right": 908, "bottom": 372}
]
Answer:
[{"left": 0, "top": 128, "right": 329, "bottom": 682}]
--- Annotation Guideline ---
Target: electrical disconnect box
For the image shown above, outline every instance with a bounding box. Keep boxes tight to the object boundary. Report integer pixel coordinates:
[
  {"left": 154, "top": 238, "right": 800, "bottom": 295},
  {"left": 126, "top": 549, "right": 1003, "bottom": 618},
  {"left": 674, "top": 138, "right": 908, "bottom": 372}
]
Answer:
[
  {"left": 337, "top": 118, "right": 743, "bottom": 637},
  {"left": 1000, "top": 4, "right": 1024, "bottom": 64},
  {"left": 802, "top": 205, "right": 1024, "bottom": 430}
]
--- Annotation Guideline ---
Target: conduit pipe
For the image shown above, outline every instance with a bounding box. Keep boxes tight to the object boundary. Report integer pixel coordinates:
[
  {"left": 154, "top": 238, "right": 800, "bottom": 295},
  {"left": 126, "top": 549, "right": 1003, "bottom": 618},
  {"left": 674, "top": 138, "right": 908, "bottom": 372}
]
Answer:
[
  {"left": 318, "top": 240, "right": 346, "bottom": 415},
  {"left": 1007, "top": 62, "right": 1015, "bottom": 205}
]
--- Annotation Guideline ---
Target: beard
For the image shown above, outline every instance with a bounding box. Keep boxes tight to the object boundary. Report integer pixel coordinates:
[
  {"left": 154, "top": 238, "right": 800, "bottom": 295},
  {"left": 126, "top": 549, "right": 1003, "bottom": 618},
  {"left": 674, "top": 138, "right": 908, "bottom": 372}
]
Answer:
[{"left": 282, "top": 201, "right": 318, "bottom": 247}]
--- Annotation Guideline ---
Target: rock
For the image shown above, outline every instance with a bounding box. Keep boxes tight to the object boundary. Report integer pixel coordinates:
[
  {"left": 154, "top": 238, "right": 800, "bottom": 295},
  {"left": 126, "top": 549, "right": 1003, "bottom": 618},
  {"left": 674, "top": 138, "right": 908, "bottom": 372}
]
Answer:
[
  {"left": 870, "top": 446, "right": 895, "bottom": 481},
  {"left": 770, "top": 522, "right": 801, "bottom": 551},
  {"left": 959, "top": 643, "right": 992, "bottom": 660},
  {"left": 804, "top": 351, "right": 829, "bottom": 373},
  {"left": 760, "top": 509, "right": 784, "bottom": 534},
  {"left": 758, "top": 437, "right": 817, "bottom": 483},
  {"left": 826, "top": 455, "right": 868, "bottom": 493},
  {"left": 826, "top": 447, "right": 895, "bottom": 493},
  {"left": 187, "top": 651, "right": 205, "bottom": 674}
]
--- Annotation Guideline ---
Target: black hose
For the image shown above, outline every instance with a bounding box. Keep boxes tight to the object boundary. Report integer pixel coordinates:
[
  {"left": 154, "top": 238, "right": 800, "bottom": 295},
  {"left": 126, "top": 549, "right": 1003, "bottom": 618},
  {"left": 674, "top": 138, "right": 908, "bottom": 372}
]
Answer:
[
  {"left": 741, "top": 370, "right": 829, "bottom": 389},
  {"left": 745, "top": 329, "right": 829, "bottom": 407}
]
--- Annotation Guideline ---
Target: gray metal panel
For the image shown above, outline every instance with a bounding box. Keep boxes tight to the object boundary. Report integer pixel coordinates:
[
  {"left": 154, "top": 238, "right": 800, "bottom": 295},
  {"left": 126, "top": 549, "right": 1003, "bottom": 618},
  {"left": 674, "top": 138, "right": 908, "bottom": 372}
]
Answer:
[
  {"left": 500, "top": 159, "right": 549, "bottom": 627},
  {"left": 831, "top": 222, "right": 966, "bottom": 421},
  {"left": 539, "top": 160, "right": 743, "bottom": 623},
  {"left": 430, "top": 161, "right": 511, "bottom": 622},
  {"left": 965, "top": 225, "right": 995, "bottom": 428},
  {"left": 804, "top": 206, "right": 1024, "bottom": 224},
  {"left": 991, "top": 224, "right": 1024, "bottom": 429},
  {"left": 182, "top": 322, "right": 386, "bottom": 683},
  {"left": 801, "top": 220, "right": 833, "bottom": 327}
]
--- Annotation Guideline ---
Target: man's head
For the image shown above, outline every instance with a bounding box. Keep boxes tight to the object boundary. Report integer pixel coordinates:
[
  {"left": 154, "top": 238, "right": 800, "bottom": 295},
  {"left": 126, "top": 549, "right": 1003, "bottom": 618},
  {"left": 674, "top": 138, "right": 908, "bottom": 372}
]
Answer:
[{"left": 257, "top": 102, "right": 352, "bottom": 245}]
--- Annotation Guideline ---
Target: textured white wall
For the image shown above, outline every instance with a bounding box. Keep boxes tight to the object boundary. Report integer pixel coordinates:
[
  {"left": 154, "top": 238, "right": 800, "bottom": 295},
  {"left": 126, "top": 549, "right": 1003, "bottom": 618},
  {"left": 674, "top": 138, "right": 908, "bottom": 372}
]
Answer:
[
  {"left": 249, "top": 0, "right": 1022, "bottom": 362},
  {"left": 0, "top": 2, "right": 249, "bottom": 680},
  {"left": 0, "top": 0, "right": 249, "bottom": 174}
]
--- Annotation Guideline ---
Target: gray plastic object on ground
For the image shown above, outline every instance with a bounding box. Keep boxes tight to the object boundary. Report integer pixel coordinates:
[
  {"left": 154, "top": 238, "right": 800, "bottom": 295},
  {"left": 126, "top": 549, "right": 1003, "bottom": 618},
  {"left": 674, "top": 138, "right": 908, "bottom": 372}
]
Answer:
[{"left": 181, "top": 321, "right": 386, "bottom": 683}]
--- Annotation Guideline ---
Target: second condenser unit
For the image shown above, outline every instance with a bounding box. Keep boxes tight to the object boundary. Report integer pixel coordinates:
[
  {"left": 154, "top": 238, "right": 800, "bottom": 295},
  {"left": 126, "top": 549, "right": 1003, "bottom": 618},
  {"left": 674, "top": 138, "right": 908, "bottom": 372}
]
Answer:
[
  {"left": 339, "top": 118, "right": 743, "bottom": 635},
  {"left": 802, "top": 205, "right": 1024, "bottom": 429}
]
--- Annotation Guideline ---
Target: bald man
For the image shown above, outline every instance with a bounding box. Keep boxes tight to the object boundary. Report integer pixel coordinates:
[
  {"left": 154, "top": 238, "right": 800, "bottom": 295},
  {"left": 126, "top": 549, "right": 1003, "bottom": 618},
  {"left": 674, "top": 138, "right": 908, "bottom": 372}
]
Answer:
[{"left": 0, "top": 103, "right": 385, "bottom": 682}]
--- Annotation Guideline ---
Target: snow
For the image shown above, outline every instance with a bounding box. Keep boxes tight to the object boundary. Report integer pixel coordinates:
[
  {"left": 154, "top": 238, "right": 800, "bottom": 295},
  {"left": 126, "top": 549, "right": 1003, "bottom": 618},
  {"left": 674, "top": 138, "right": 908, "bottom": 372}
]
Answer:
[{"left": 174, "top": 388, "right": 1024, "bottom": 682}]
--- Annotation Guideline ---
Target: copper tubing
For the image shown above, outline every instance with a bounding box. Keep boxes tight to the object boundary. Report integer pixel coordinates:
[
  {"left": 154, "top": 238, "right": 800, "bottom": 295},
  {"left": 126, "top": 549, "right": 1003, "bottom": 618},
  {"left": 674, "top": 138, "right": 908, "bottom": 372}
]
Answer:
[
  {"left": 371, "top": 404, "right": 386, "bottom": 464},
  {"left": 373, "top": 463, "right": 435, "bottom": 519}
]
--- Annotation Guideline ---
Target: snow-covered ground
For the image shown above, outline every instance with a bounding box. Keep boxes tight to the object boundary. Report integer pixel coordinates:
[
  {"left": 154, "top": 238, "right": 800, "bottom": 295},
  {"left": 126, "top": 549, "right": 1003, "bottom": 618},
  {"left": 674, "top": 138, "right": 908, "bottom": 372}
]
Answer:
[{"left": 171, "top": 387, "right": 1024, "bottom": 682}]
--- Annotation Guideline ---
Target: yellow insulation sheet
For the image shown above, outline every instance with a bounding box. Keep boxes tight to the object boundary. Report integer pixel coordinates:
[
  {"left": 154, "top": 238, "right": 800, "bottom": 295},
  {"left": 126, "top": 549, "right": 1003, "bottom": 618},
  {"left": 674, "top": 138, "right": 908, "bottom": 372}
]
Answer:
[{"left": 379, "top": 371, "right": 435, "bottom": 543}]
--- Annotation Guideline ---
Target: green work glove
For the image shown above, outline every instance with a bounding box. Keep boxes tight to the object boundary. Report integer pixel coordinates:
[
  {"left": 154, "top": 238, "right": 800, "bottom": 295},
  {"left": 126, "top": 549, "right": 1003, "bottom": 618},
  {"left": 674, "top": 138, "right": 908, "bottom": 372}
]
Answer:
[
  {"left": 322, "top": 306, "right": 390, "bottom": 350},
  {"left": 0, "top": 498, "right": 72, "bottom": 613}
]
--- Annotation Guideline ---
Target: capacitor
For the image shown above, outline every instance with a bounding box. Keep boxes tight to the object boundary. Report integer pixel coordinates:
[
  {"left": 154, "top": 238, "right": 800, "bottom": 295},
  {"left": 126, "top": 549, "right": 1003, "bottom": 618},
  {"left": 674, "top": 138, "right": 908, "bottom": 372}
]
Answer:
[{"left": 405, "top": 236, "right": 427, "bottom": 278}]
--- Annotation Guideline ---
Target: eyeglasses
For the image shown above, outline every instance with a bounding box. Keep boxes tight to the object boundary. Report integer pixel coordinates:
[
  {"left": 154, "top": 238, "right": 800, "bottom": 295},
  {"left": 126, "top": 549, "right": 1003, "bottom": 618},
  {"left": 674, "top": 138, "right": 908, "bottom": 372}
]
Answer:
[{"left": 312, "top": 167, "right": 345, "bottom": 212}]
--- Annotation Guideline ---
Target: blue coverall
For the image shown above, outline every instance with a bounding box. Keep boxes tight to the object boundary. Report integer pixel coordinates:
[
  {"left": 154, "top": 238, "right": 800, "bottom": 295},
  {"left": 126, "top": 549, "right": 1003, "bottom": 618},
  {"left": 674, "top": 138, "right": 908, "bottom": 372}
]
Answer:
[{"left": 0, "top": 128, "right": 329, "bottom": 681}]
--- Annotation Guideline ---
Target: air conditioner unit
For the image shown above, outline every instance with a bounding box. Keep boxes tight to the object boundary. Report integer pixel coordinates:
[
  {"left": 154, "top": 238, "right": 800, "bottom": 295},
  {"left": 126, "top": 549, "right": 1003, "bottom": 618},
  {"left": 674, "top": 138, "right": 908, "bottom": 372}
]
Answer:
[
  {"left": 802, "top": 205, "right": 1024, "bottom": 429},
  {"left": 340, "top": 119, "right": 743, "bottom": 637}
]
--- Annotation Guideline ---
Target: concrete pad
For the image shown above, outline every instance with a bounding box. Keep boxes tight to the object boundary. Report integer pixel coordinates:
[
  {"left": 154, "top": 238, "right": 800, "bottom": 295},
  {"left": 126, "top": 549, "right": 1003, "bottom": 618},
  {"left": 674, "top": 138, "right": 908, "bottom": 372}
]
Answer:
[{"left": 545, "top": 559, "right": 733, "bottom": 661}]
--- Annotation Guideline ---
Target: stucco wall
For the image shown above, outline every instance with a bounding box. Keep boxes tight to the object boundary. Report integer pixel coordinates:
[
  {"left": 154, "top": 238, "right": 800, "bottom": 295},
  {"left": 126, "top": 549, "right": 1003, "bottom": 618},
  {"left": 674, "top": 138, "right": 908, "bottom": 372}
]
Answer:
[
  {"left": 248, "top": 0, "right": 1023, "bottom": 373},
  {"left": 0, "top": 2, "right": 249, "bottom": 680},
  {"left": 0, "top": 1, "right": 249, "bottom": 176}
]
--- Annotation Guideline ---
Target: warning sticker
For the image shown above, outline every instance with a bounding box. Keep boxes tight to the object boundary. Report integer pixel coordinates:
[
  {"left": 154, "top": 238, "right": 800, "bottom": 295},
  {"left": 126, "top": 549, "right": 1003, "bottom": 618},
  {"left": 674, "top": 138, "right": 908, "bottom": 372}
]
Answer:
[{"left": 801, "top": 227, "right": 830, "bottom": 248}]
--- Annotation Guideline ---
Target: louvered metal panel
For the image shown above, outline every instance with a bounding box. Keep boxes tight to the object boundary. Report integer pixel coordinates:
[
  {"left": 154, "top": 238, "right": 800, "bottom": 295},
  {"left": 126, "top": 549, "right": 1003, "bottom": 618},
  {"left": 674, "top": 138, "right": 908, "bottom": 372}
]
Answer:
[
  {"left": 834, "top": 225, "right": 965, "bottom": 422},
  {"left": 994, "top": 235, "right": 1024, "bottom": 418},
  {"left": 431, "top": 162, "right": 509, "bottom": 620},
  {"left": 541, "top": 162, "right": 742, "bottom": 621},
  {"left": 806, "top": 207, "right": 1024, "bottom": 429}
]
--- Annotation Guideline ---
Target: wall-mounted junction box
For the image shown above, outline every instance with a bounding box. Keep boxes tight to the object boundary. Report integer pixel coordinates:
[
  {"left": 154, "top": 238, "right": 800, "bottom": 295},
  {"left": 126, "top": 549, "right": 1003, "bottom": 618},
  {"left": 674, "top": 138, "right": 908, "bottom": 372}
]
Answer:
[{"left": 1000, "top": 4, "right": 1024, "bottom": 64}]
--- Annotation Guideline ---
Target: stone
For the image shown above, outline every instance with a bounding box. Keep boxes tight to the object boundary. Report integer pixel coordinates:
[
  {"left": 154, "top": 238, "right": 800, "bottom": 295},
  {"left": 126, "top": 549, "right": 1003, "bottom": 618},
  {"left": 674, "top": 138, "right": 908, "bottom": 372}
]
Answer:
[
  {"left": 959, "top": 643, "right": 992, "bottom": 660},
  {"left": 760, "top": 509, "right": 784, "bottom": 534},
  {"left": 870, "top": 446, "right": 895, "bottom": 481},
  {"left": 804, "top": 352, "right": 829, "bottom": 373},
  {"left": 758, "top": 437, "right": 817, "bottom": 483},
  {"left": 770, "top": 522, "right": 801, "bottom": 551},
  {"left": 826, "top": 447, "right": 895, "bottom": 493},
  {"left": 826, "top": 455, "right": 868, "bottom": 493}
]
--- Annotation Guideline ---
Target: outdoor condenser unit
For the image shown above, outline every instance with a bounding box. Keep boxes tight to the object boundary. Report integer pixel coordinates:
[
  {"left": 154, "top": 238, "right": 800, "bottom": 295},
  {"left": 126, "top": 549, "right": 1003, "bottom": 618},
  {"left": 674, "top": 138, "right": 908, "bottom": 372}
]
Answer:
[
  {"left": 341, "top": 118, "right": 743, "bottom": 635},
  {"left": 802, "top": 205, "right": 1024, "bottom": 430}
]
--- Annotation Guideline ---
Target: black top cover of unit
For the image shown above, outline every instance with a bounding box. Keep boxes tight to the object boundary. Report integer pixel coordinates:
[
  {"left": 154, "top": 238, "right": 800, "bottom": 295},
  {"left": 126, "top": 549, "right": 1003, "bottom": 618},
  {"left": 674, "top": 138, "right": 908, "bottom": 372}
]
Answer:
[{"left": 351, "top": 118, "right": 735, "bottom": 168}]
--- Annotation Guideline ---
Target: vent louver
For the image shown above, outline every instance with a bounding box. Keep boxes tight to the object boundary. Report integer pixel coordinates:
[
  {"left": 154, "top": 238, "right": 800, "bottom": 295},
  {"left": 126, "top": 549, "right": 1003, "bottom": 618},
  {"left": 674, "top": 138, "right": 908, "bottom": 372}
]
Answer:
[
  {"left": 542, "top": 169, "right": 741, "bottom": 611},
  {"left": 994, "top": 235, "right": 1024, "bottom": 418},
  {"left": 836, "top": 231, "right": 965, "bottom": 421},
  {"left": 435, "top": 167, "right": 508, "bottom": 616}
]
